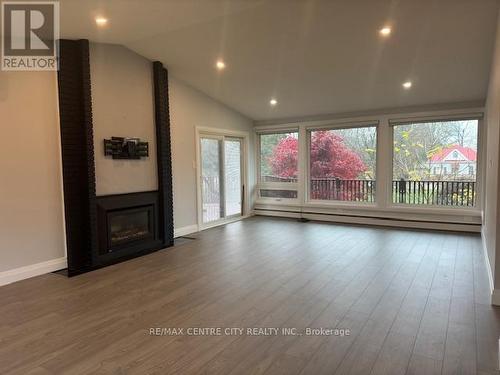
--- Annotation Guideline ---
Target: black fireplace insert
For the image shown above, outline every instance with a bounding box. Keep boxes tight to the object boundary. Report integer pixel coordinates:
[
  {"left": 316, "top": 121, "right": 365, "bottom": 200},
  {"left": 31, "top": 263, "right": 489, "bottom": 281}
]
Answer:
[
  {"left": 108, "top": 206, "right": 153, "bottom": 249},
  {"left": 96, "top": 191, "right": 163, "bottom": 264}
]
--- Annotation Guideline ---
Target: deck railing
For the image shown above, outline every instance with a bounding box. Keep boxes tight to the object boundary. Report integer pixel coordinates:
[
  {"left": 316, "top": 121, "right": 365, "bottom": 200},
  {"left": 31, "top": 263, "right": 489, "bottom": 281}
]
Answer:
[
  {"left": 392, "top": 179, "right": 476, "bottom": 207},
  {"left": 310, "top": 178, "right": 376, "bottom": 202},
  {"left": 201, "top": 176, "right": 243, "bottom": 222},
  {"left": 261, "top": 175, "right": 476, "bottom": 206}
]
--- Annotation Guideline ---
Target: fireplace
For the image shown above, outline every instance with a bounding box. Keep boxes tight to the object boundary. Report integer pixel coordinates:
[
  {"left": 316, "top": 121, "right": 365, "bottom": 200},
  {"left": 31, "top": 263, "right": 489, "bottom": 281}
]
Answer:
[
  {"left": 57, "top": 47, "right": 173, "bottom": 275},
  {"left": 108, "top": 206, "right": 153, "bottom": 250},
  {"left": 96, "top": 191, "right": 162, "bottom": 263}
]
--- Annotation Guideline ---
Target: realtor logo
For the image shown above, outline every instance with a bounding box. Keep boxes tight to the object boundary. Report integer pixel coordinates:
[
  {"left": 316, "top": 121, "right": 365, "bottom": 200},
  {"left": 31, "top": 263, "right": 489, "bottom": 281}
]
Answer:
[{"left": 1, "top": 1, "right": 59, "bottom": 70}]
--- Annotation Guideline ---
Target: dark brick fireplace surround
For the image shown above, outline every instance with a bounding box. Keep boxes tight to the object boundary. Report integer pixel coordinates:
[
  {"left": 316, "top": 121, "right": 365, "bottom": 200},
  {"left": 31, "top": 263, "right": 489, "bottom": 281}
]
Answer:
[{"left": 57, "top": 39, "right": 173, "bottom": 276}]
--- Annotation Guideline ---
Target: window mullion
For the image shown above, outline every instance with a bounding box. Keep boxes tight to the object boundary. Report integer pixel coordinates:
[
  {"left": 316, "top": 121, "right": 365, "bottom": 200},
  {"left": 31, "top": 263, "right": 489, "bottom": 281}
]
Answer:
[
  {"left": 298, "top": 125, "right": 307, "bottom": 205},
  {"left": 377, "top": 118, "right": 390, "bottom": 209}
]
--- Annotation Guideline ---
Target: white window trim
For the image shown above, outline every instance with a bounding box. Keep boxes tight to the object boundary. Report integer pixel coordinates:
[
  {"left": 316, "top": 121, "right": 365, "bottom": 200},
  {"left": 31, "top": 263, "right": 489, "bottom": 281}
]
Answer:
[{"left": 254, "top": 107, "right": 484, "bottom": 221}]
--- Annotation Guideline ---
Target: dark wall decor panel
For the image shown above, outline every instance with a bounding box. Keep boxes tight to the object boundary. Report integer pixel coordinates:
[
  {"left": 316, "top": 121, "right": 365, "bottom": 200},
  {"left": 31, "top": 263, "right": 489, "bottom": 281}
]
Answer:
[
  {"left": 57, "top": 39, "right": 97, "bottom": 275},
  {"left": 104, "top": 137, "right": 149, "bottom": 159},
  {"left": 153, "top": 61, "right": 174, "bottom": 247}
]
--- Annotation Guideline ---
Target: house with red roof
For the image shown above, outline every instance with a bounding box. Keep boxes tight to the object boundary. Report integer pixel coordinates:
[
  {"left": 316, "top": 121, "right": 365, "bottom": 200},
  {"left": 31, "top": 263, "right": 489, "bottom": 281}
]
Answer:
[{"left": 428, "top": 145, "right": 477, "bottom": 178}]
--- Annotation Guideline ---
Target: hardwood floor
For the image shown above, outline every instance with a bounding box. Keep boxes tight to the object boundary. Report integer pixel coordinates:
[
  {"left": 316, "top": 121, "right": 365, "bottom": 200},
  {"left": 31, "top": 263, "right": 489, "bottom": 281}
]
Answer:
[{"left": 1, "top": 216, "right": 499, "bottom": 374}]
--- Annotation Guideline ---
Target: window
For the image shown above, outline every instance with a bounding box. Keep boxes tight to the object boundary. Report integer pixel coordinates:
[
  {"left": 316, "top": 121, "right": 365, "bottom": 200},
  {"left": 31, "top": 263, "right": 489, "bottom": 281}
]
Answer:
[
  {"left": 258, "top": 131, "right": 299, "bottom": 200},
  {"left": 259, "top": 132, "right": 298, "bottom": 183},
  {"left": 308, "top": 126, "right": 377, "bottom": 202},
  {"left": 392, "top": 119, "right": 478, "bottom": 207}
]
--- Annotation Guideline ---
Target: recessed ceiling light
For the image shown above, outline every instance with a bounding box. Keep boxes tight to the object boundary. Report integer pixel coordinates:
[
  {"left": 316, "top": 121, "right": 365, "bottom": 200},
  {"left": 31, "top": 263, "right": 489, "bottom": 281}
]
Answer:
[
  {"left": 215, "top": 60, "right": 226, "bottom": 70},
  {"left": 95, "top": 17, "right": 108, "bottom": 26},
  {"left": 380, "top": 27, "right": 391, "bottom": 36},
  {"left": 402, "top": 81, "right": 412, "bottom": 89},
  {"left": 270, "top": 99, "right": 278, "bottom": 106}
]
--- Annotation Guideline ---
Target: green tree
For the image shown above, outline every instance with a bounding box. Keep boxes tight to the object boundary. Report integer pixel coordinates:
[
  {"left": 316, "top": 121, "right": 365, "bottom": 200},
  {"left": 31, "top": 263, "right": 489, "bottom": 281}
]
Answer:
[{"left": 392, "top": 120, "right": 477, "bottom": 181}]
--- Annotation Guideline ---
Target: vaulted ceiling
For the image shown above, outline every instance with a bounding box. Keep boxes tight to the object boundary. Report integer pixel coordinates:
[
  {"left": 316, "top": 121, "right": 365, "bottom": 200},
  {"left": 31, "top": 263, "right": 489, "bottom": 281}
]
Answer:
[{"left": 59, "top": 0, "right": 499, "bottom": 120}]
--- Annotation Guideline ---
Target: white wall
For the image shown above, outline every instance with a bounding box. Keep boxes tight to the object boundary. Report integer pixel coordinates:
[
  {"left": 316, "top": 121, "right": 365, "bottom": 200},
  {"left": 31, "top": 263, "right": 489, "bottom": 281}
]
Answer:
[
  {"left": 484, "top": 10, "right": 500, "bottom": 301},
  {"left": 169, "top": 76, "right": 254, "bottom": 230},
  {"left": 90, "top": 43, "right": 158, "bottom": 196},
  {"left": 0, "top": 70, "right": 66, "bottom": 275}
]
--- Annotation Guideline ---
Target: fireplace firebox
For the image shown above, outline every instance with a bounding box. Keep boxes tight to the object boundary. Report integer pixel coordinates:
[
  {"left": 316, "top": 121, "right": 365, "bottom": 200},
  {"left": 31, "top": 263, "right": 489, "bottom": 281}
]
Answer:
[
  {"left": 96, "top": 192, "right": 162, "bottom": 263},
  {"left": 108, "top": 206, "right": 153, "bottom": 249}
]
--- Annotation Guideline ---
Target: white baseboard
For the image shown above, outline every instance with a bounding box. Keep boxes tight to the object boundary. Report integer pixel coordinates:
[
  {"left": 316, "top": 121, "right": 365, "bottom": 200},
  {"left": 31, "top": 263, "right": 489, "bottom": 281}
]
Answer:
[
  {"left": 255, "top": 210, "right": 301, "bottom": 219},
  {"left": 492, "top": 289, "right": 500, "bottom": 306},
  {"left": 255, "top": 210, "right": 480, "bottom": 232},
  {"left": 0, "top": 257, "right": 67, "bottom": 287},
  {"left": 481, "top": 229, "right": 495, "bottom": 292},
  {"left": 174, "top": 224, "right": 199, "bottom": 238}
]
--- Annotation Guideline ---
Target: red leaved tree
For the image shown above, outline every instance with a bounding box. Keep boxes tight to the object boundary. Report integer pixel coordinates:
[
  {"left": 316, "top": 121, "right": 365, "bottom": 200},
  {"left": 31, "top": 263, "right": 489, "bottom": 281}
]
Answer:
[
  {"left": 269, "top": 131, "right": 367, "bottom": 199},
  {"left": 269, "top": 136, "right": 299, "bottom": 180},
  {"left": 309, "top": 131, "right": 365, "bottom": 179}
]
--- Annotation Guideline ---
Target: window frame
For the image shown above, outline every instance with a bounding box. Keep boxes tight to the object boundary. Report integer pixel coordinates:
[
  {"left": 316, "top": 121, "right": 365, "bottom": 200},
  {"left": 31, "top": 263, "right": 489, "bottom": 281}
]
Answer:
[
  {"left": 256, "top": 128, "right": 301, "bottom": 204},
  {"left": 254, "top": 110, "right": 484, "bottom": 220},
  {"left": 388, "top": 117, "right": 483, "bottom": 211},
  {"left": 304, "top": 121, "right": 379, "bottom": 207}
]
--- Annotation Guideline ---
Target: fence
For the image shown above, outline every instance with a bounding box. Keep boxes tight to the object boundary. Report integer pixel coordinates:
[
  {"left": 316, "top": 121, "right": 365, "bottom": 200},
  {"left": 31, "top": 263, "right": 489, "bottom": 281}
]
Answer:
[
  {"left": 202, "top": 176, "right": 242, "bottom": 222},
  {"left": 310, "top": 178, "right": 375, "bottom": 202},
  {"left": 202, "top": 176, "right": 221, "bottom": 222},
  {"left": 261, "top": 175, "right": 476, "bottom": 206},
  {"left": 392, "top": 179, "right": 476, "bottom": 207}
]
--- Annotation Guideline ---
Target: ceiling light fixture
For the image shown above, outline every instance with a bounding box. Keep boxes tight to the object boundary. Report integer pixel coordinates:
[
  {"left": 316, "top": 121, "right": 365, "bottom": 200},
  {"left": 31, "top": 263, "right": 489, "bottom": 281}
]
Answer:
[
  {"left": 95, "top": 17, "right": 109, "bottom": 26},
  {"left": 402, "top": 81, "right": 412, "bottom": 89},
  {"left": 379, "top": 27, "right": 391, "bottom": 36},
  {"left": 270, "top": 99, "right": 278, "bottom": 106},
  {"left": 216, "top": 60, "right": 226, "bottom": 70}
]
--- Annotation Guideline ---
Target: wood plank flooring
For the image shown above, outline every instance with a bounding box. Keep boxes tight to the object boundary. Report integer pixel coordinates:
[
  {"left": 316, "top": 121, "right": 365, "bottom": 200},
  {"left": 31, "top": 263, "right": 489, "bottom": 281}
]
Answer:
[{"left": 0, "top": 216, "right": 499, "bottom": 374}]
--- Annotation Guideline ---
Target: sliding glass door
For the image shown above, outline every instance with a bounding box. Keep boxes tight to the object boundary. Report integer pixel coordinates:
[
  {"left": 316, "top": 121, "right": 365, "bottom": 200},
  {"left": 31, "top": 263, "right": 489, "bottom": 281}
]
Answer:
[
  {"left": 224, "top": 139, "right": 242, "bottom": 217},
  {"left": 200, "top": 135, "right": 243, "bottom": 225},
  {"left": 200, "top": 137, "right": 223, "bottom": 223}
]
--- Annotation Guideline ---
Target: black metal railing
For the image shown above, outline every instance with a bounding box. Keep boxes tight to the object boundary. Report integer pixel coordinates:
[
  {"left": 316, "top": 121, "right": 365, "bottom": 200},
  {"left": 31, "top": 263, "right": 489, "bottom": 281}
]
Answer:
[
  {"left": 392, "top": 179, "right": 476, "bottom": 207},
  {"left": 261, "top": 175, "right": 476, "bottom": 206},
  {"left": 310, "top": 178, "right": 375, "bottom": 202}
]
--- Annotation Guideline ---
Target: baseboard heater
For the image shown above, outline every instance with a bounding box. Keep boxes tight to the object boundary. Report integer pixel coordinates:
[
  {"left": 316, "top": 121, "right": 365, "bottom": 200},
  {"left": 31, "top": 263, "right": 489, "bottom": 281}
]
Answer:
[{"left": 254, "top": 208, "right": 481, "bottom": 233}]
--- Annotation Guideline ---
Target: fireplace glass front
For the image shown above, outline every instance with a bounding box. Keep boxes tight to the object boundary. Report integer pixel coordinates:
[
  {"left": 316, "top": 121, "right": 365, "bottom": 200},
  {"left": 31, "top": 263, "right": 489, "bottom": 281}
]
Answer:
[{"left": 108, "top": 207, "right": 153, "bottom": 248}]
